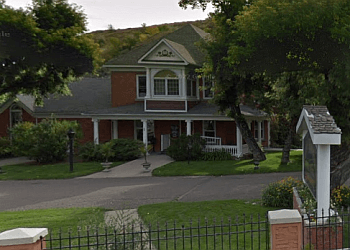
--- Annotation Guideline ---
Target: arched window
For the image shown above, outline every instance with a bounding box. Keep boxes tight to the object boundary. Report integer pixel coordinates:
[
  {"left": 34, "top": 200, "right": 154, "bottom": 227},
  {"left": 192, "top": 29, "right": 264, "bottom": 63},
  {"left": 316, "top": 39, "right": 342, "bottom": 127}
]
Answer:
[
  {"left": 10, "top": 104, "right": 22, "bottom": 128},
  {"left": 154, "top": 70, "right": 179, "bottom": 96}
]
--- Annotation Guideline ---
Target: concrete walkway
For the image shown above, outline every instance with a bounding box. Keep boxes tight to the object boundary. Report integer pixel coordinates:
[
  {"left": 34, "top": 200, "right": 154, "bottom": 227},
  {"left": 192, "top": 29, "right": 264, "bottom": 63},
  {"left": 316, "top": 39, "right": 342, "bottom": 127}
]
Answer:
[
  {"left": 0, "top": 157, "right": 35, "bottom": 167},
  {"left": 79, "top": 153, "right": 174, "bottom": 178}
]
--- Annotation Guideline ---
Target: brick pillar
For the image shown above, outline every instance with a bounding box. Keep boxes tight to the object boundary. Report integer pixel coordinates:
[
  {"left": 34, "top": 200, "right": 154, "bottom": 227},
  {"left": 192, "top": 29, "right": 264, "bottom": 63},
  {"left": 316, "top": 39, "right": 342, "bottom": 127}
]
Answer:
[
  {"left": 268, "top": 209, "right": 302, "bottom": 250},
  {"left": 0, "top": 228, "right": 48, "bottom": 250}
]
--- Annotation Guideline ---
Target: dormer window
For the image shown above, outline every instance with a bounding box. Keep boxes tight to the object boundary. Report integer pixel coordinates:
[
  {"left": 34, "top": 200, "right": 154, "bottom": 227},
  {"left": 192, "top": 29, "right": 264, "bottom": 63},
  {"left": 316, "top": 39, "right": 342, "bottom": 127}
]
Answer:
[
  {"left": 154, "top": 70, "right": 179, "bottom": 96},
  {"left": 203, "top": 76, "right": 214, "bottom": 99}
]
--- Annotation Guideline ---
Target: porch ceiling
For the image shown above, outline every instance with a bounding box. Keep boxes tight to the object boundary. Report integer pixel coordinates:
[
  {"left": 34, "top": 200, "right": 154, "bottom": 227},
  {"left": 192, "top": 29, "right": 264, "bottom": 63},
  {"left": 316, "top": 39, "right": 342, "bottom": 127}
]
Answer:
[{"left": 82, "top": 102, "right": 268, "bottom": 121}]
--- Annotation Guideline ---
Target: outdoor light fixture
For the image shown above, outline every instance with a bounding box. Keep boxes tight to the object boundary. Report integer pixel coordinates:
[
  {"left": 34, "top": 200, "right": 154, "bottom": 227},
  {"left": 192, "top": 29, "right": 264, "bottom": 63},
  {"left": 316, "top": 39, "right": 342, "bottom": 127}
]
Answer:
[
  {"left": 67, "top": 128, "right": 75, "bottom": 172},
  {"left": 254, "top": 160, "right": 260, "bottom": 170}
]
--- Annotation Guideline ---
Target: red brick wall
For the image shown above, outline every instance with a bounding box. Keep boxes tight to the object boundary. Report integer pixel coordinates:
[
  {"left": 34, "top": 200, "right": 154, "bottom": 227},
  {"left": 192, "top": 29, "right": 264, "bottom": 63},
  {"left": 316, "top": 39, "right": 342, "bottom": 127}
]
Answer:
[
  {"left": 146, "top": 100, "right": 186, "bottom": 111},
  {"left": 57, "top": 118, "right": 111, "bottom": 144},
  {"left": 0, "top": 108, "right": 10, "bottom": 137},
  {"left": 216, "top": 121, "right": 237, "bottom": 145},
  {"left": 111, "top": 72, "right": 145, "bottom": 107},
  {"left": 193, "top": 120, "right": 202, "bottom": 135},
  {"left": 187, "top": 101, "right": 200, "bottom": 109},
  {"left": 154, "top": 120, "right": 180, "bottom": 152},
  {"left": 0, "top": 107, "right": 37, "bottom": 137},
  {"left": 118, "top": 120, "right": 134, "bottom": 139}
]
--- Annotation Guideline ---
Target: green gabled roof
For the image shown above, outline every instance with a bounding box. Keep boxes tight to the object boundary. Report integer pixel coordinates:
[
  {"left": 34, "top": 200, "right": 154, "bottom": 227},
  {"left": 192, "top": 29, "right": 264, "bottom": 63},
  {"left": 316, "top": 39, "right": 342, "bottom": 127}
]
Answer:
[{"left": 104, "top": 24, "right": 208, "bottom": 67}]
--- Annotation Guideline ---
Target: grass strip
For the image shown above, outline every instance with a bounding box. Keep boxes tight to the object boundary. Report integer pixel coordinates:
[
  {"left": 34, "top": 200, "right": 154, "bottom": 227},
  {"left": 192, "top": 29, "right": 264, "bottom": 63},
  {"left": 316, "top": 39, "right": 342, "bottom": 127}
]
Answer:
[
  {"left": 0, "top": 161, "right": 124, "bottom": 180},
  {"left": 153, "top": 151, "right": 302, "bottom": 176},
  {"left": 0, "top": 207, "right": 106, "bottom": 232}
]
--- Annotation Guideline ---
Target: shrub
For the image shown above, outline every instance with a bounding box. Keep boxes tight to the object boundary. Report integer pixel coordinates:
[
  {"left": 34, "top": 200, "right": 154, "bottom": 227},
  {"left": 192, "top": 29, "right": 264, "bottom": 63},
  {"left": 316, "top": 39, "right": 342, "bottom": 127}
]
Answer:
[
  {"left": 11, "top": 119, "right": 82, "bottom": 163},
  {"left": 201, "top": 150, "right": 232, "bottom": 161},
  {"left": 110, "top": 138, "right": 143, "bottom": 161},
  {"left": 79, "top": 142, "right": 103, "bottom": 162},
  {"left": 331, "top": 185, "right": 350, "bottom": 210},
  {"left": 166, "top": 133, "right": 205, "bottom": 161},
  {"left": 0, "top": 137, "right": 13, "bottom": 158},
  {"left": 262, "top": 177, "right": 302, "bottom": 208}
]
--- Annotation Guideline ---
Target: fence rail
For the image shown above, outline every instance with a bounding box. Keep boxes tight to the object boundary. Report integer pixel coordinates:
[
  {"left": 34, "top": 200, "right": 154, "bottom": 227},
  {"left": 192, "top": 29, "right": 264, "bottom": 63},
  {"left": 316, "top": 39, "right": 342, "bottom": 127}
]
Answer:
[
  {"left": 200, "top": 136, "right": 222, "bottom": 146},
  {"left": 204, "top": 145, "right": 239, "bottom": 157},
  {"left": 301, "top": 208, "right": 350, "bottom": 250},
  {"left": 43, "top": 215, "right": 270, "bottom": 250}
]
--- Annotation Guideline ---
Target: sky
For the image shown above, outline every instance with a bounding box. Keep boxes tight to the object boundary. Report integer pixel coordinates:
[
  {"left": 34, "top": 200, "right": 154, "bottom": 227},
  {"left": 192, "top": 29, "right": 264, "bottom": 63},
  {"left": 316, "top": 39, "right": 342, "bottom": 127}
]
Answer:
[{"left": 6, "top": 0, "right": 213, "bottom": 32}]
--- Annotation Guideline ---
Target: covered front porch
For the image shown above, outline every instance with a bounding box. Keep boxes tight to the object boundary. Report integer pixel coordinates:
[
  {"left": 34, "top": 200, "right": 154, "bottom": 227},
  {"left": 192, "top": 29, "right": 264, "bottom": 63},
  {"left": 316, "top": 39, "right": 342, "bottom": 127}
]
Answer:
[{"left": 89, "top": 117, "right": 269, "bottom": 158}]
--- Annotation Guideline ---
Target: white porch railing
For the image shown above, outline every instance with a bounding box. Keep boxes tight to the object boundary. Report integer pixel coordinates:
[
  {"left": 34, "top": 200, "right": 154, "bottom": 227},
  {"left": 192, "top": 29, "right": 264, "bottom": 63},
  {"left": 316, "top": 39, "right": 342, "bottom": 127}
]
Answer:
[
  {"left": 203, "top": 144, "right": 249, "bottom": 157},
  {"left": 201, "top": 136, "right": 221, "bottom": 145},
  {"left": 204, "top": 145, "right": 238, "bottom": 156}
]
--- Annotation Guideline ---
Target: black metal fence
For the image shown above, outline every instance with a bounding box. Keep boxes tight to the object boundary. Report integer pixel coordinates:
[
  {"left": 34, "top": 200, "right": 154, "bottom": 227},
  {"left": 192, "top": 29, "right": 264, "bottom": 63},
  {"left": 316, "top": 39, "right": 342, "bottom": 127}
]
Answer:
[
  {"left": 43, "top": 214, "right": 270, "bottom": 250},
  {"left": 302, "top": 208, "right": 350, "bottom": 250}
]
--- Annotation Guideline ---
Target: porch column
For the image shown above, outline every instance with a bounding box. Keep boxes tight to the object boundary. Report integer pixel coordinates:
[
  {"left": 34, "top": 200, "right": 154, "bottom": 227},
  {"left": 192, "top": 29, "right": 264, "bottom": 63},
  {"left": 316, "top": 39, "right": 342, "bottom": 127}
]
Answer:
[
  {"left": 92, "top": 118, "right": 99, "bottom": 145},
  {"left": 236, "top": 124, "right": 243, "bottom": 157},
  {"left": 258, "top": 121, "right": 262, "bottom": 144},
  {"left": 268, "top": 120, "right": 271, "bottom": 147},
  {"left": 146, "top": 68, "right": 151, "bottom": 98},
  {"left": 141, "top": 119, "right": 148, "bottom": 147},
  {"left": 186, "top": 119, "right": 192, "bottom": 136},
  {"left": 112, "top": 120, "right": 118, "bottom": 139},
  {"left": 317, "top": 145, "right": 331, "bottom": 217},
  {"left": 182, "top": 69, "right": 186, "bottom": 97}
]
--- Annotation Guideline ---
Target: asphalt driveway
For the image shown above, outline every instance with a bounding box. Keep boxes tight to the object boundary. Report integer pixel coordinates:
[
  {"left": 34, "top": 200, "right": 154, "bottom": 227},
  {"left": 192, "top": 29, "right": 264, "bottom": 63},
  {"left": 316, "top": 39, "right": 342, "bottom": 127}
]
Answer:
[{"left": 0, "top": 172, "right": 301, "bottom": 211}]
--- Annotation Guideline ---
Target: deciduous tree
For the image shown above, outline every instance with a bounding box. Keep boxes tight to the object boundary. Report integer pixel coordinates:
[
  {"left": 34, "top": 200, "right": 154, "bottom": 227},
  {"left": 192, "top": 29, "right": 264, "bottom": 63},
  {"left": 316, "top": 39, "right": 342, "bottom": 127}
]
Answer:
[
  {"left": 0, "top": 0, "right": 102, "bottom": 103},
  {"left": 229, "top": 0, "right": 350, "bottom": 186},
  {"left": 180, "top": 0, "right": 266, "bottom": 161}
]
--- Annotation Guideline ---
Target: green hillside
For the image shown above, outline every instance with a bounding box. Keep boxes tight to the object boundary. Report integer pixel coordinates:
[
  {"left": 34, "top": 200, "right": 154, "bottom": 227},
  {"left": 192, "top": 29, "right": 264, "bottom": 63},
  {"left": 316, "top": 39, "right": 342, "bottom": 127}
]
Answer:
[{"left": 86, "top": 19, "right": 212, "bottom": 64}]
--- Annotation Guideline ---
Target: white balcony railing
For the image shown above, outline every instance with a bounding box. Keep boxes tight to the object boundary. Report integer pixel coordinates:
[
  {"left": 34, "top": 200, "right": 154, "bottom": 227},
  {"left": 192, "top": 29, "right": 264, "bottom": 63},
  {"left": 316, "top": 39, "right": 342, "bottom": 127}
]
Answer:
[{"left": 200, "top": 136, "right": 221, "bottom": 146}]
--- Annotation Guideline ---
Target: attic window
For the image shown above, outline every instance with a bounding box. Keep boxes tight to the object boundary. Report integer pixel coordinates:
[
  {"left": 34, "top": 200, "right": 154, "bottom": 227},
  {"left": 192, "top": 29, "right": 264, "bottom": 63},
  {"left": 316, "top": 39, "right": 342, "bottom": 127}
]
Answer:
[
  {"left": 10, "top": 104, "right": 22, "bottom": 128},
  {"left": 154, "top": 70, "right": 179, "bottom": 96}
]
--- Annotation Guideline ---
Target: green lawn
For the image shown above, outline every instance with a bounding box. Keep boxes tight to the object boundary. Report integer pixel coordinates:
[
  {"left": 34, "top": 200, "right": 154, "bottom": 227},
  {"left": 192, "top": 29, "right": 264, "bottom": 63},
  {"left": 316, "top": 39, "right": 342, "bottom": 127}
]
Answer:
[
  {"left": 0, "top": 207, "right": 106, "bottom": 232},
  {"left": 138, "top": 200, "right": 279, "bottom": 250},
  {"left": 0, "top": 161, "right": 124, "bottom": 180},
  {"left": 153, "top": 151, "right": 302, "bottom": 176}
]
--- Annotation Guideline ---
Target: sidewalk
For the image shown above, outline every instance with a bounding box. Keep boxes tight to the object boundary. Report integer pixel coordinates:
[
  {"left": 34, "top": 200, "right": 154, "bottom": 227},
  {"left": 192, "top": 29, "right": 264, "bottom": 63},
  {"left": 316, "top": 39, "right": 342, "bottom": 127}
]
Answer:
[
  {"left": 0, "top": 157, "right": 35, "bottom": 167},
  {"left": 79, "top": 153, "right": 174, "bottom": 179}
]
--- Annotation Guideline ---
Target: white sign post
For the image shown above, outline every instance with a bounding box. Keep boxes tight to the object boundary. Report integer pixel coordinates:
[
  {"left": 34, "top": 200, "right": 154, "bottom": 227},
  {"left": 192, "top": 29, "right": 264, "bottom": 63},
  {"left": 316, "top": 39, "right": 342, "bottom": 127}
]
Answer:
[{"left": 296, "top": 106, "right": 341, "bottom": 217}]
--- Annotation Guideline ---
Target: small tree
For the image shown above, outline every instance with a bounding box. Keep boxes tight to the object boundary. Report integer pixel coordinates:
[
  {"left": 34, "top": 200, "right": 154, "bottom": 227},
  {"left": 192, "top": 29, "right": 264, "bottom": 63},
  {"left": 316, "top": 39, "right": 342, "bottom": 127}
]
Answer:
[
  {"left": 11, "top": 118, "right": 82, "bottom": 163},
  {"left": 166, "top": 133, "right": 205, "bottom": 161}
]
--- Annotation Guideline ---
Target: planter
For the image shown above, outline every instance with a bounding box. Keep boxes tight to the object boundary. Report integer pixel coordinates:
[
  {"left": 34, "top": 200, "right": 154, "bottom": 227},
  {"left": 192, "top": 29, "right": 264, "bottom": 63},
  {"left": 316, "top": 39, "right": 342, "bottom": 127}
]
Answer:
[
  {"left": 101, "top": 162, "right": 112, "bottom": 172},
  {"left": 293, "top": 187, "right": 343, "bottom": 250},
  {"left": 142, "top": 162, "right": 151, "bottom": 172}
]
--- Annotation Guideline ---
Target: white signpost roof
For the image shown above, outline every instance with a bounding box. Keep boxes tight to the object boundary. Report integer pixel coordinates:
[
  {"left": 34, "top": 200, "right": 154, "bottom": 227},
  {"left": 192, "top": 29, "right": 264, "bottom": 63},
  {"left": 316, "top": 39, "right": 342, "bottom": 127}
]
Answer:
[{"left": 296, "top": 105, "right": 341, "bottom": 217}]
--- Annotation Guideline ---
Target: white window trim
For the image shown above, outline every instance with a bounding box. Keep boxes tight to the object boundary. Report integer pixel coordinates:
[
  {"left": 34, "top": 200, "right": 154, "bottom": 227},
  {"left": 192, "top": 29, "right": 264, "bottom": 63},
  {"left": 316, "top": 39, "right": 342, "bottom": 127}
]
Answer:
[
  {"left": 186, "top": 78, "right": 198, "bottom": 99},
  {"left": 150, "top": 68, "right": 184, "bottom": 98},
  {"left": 203, "top": 77, "right": 214, "bottom": 99},
  {"left": 254, "top": 120, "right": 265, "bottom": 140},
  {"left": 10, "top": 104, "right": 22, "bottom": 128},
  {"left": 134, "top": 120, "right": 143, "bottom": 140},
  {"left": 154, "top": 77, "right": 180, "bottom": 96},
  {"left": 136, "top": 75, "right": 147, "bottom": 99},
  {"left": 203, "top": 120, "right": 216, "bottom": 137}
]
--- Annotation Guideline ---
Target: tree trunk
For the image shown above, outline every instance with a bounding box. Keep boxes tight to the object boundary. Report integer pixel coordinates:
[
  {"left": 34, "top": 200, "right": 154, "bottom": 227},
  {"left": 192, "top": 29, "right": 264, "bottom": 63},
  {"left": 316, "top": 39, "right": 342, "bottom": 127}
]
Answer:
[
  {"left": 281, "top": 129, "right": 292, "bottom": 164},
  {"left": 231, "top": 104, "right": 266, "bottom": 162},
  {"left": 281, "top": 121, "right": 294, "bottom": 164},
  {"left": 330, "top": 144, "right": 350, "bottom": 189}
]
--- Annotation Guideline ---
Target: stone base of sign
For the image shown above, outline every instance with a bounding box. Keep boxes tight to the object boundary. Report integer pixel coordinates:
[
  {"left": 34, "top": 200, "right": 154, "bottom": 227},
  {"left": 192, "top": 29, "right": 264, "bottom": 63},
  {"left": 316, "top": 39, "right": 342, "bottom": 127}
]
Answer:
[
  {"left": 293, "top": 188, "right": 343, "bottom": 250},
  {"left": 268, "top": 209, "right": 302, "bottom": 250}
]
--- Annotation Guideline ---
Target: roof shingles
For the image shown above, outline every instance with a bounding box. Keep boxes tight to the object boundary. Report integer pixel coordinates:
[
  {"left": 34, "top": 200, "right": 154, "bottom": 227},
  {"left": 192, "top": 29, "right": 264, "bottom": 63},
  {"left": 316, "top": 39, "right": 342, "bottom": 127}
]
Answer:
[{"left": 303, "top": 105, "right": 341, "bottom": 134}]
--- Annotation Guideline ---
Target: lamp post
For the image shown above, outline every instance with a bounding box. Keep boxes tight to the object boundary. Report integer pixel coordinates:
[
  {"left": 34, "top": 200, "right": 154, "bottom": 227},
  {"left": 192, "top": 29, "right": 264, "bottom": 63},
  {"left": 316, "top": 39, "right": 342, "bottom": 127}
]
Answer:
[
  {"left": 67, "top": 128, "right": 75, "bottom": 172},
  {"left": 187, "top": 137, "right": 193, "bottom": 165}
]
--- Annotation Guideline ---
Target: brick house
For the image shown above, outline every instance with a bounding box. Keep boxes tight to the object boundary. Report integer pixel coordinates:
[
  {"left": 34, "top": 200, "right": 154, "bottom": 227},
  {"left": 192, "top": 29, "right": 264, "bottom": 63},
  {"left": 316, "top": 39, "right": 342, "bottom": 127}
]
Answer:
[{"left": 0, "top": 24, "right": 270, "bottom": 157}]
